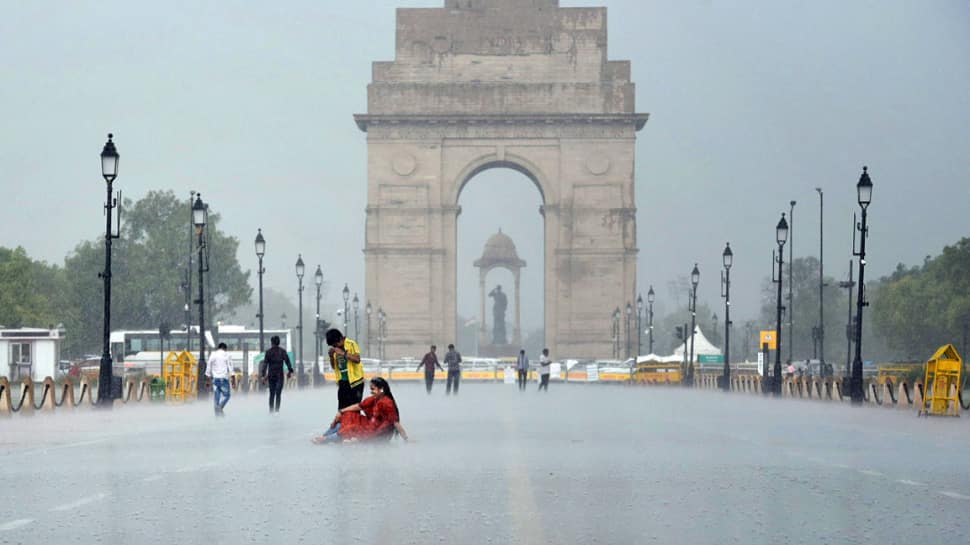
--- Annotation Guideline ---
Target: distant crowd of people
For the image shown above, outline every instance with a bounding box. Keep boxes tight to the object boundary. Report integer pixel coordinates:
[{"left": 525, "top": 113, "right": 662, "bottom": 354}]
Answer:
[{"left": 205, "top": 327, "right": 556, "bottom": 445}]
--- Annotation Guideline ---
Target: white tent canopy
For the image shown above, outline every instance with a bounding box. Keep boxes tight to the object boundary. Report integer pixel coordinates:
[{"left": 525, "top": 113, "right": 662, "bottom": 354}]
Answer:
[{"left": 672, "top": 325, "right": 722, "bottom": 363}]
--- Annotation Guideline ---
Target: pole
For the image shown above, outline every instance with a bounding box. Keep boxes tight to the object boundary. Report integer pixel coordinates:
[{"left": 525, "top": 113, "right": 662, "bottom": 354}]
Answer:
[
  {"left": 298, "top": 275, "right": 305, "bottom": 386},
  {"left": 648, "top": 301, "right": 654, "bottom": 355},
  {"left": 722, "top": 266, "right": 731, "bottom": 391},
  {"left": 788, "top": 200, "right": 795, "bottom": 366},
  {"left": 775, "top": 244, "right": 784, "bottom": 396},
  {"left": 844, "top": 260, "right": 854, "bottom": 379},
  {"left": 636, "top": 306, "right": 642, "bottom": 357},
  {"left": 625, "top": 307, "right": 631, "bottom": 359},
  {"left": 851, "top": 207, "right": 868, "bottom": 404},
  {"left": 817, "top": 188, "right": 826, "bottom": 376},
  {"left": 689, "top": 288, "right": 697, "bottom": 384},
  {"left": 314, "top": 283, "right": 321, "bottom": 387},
  {"left": 186, "top": 191, "right": 194, "bottom": 353},
  {"left": 196, "top": 225, "right": 206, "bottom": 398},
  {"left": 258, "top": 256, "right": 265, "bottom": 352},
  {"left": 98, "top": 178, "right": 117, "bottom": 406}
]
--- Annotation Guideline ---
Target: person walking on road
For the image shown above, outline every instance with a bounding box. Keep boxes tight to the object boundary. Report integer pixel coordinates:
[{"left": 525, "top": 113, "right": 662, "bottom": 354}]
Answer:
[
  {"left": 516, "top": 349, "right": 529, "bottom": 391},
  {"left": 326, "top": 328, "right": 364, "bottom": 409},
  {"left": 417, "top": 345, "right": 443, "bottom": 394},
  {"left": 260, "top": 335, "right": 294, "bottom": 413},
  {"left": 537, "top": 348, "right": 551, "bottom": 392},
  {"left": 444, "top": 344, "right": 462, "bottom": 396},
  {"left": 206, "top": 342, "right": 234, "bottom": 415}
]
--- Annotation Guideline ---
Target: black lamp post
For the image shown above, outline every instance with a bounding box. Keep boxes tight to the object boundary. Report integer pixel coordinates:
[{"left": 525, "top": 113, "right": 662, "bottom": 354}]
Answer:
[
  {"left": 850, "top": 167, "right": 872, "bottom": 404},
  {"left": 788, "top": 200, "right": 796, "bottom": 366},
  {"left": 342, "top": 284, "right": 350, "bottom": 334},
  {"left": 721, "top": 242, "right": 733, "bottom": 391},
  {"left": 773, "top": 213, "right": 789, "bottom": 396},
  {"left": 255, "top": 229, "right": 266, "bottom": 352},
  {"left": 838, "top": 260, "right": 855, "bottom": 380},
  {"left": 647, "top": 286, "right": 655, "bottom": 355},
  {"left": 636, "top": 294, "right": 643, "bottom": 357},
  {"left": 816, "top": 187, "right": 826, "bottom": 377},
  {"left": 313, "top": 265, "right": 323, "bottom": 386},
  {"left": 353, "top": 293, "right": 360, "bottom": 341},
  {"left": 366, "top": 301, "right": 372, "bottom": 358},
  {"left": 295, "top": 255, "right": 305, "bottom": 385},
  {"left": 98, "top": 134, "right": 120, "bottom": 407},
  {"left": 193, "top": 194, "right": 208, "bottom": 397},
  {"left": 687, "top": 264, "right": 699, "bottom": 386},
  {"left": 624, "top": 302, "right": 632, "bottom": 358}
]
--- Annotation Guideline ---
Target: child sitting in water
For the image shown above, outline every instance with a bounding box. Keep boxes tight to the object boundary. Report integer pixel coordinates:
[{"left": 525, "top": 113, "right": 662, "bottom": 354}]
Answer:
[{"left": 313, "top": 377, "right": 409, "bottom": 444}]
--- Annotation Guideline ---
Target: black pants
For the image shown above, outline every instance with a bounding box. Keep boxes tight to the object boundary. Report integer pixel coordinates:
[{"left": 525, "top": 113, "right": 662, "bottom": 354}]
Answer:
[
  {"left": 424, "top": 374, "right": 434, "bottom": 394},
  {"left": 267, "top": 375, "right": 284, "bottom": 412},
  {"left": 337, "top": 381, "right": 364, "bottom": 409},
  {"left": 517, "top": 369, "right": 528, "bottom": 391},
  {"left": 446, "top": 370, "right": 460, "bottom": 395},
  {"left": 538, "top": 374, "right": 550, "bottom": 391}
]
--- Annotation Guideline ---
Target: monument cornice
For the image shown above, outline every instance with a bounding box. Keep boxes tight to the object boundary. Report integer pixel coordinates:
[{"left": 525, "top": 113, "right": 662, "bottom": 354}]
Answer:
[{"left": 354, "top": 113, "right": 649, "bottom": 133}]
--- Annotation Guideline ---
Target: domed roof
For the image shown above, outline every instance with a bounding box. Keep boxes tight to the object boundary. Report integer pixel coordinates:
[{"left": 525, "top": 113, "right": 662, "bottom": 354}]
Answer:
[{"left": 474, "top": 228, "right": 526, "bottom": 269}]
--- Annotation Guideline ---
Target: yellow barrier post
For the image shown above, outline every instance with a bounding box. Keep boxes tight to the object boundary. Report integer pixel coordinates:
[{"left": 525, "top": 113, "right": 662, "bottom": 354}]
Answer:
[{"left": 920, "top": 344, "right": 962, "bottom": 417}]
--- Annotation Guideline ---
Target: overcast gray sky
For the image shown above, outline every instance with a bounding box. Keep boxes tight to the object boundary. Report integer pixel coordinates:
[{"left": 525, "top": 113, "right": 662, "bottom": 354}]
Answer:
[{"left": 2, "top": 0, "right": 968, "bottom": 333}]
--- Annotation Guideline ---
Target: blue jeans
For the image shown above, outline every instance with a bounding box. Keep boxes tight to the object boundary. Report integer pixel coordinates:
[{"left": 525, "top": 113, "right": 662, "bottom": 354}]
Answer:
[
  {"left": 213, "top": 378, "right": 231, "bottom": 409},
  {"left": 318, "top": 423, "right": 341, "bottom": 443}
]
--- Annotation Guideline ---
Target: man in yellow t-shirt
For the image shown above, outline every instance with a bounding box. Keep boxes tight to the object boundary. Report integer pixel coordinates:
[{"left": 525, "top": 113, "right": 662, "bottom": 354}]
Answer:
[{"left": 326, "top": 328, "right": 364, "bottom": 409}]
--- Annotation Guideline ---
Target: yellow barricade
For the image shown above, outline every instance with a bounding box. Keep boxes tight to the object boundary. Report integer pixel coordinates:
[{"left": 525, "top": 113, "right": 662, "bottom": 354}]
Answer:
[
  {"left": 920, "top": 344, "right": 962, "bottom": 417},
  {"left": 162, "top": 351, "right": 197, "bottom": 403}
]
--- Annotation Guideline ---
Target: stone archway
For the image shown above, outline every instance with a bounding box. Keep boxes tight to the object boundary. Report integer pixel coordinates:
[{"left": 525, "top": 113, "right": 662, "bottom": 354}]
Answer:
[{"left": 355, "top": 0, "right": 647, "bottom": 359}]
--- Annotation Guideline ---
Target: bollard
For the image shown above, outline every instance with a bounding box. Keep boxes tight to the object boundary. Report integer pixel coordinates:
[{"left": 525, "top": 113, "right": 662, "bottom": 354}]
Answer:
[{"left": 42, "top": 377, "right": 57, "bottom": 411}]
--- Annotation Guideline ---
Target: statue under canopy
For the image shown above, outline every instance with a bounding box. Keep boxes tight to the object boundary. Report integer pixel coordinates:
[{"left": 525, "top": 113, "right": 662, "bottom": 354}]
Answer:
[{"left": 488, "top": 284, "right": 508, "bottom": 345}]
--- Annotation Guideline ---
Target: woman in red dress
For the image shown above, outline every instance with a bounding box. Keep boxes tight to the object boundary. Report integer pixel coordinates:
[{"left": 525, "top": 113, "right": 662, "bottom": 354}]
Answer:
[{"left": 313, "top": 377, "right": 409, "bottom": 444}]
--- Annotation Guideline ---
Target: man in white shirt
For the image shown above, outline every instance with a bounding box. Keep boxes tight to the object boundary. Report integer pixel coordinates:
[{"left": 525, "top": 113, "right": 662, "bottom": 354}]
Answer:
[
  {"left": 206, "top": 342, "right": 234, "bottom": 416},
  {"left": 538, "top": 348, "right": 551, "bottom": 392}
]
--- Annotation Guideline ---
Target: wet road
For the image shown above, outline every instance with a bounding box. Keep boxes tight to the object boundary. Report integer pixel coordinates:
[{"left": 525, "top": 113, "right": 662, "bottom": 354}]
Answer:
[{"left": 2, "top": 382, "right": 969, "bottom": 544}]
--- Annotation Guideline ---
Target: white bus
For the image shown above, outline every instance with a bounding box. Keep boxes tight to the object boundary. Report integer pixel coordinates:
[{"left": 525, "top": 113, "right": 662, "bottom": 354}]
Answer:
[{"left": 109, "top": 325, "right": 293, "bottom": 376}]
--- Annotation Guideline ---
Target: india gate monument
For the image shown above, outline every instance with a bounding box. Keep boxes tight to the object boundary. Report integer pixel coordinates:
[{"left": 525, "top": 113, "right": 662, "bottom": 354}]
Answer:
[{"left": 355, "top": 0, "right": 647, "bottom": 359}]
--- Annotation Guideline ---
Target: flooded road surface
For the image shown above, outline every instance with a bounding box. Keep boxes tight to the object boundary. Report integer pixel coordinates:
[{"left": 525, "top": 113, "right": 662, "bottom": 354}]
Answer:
[{"left": 2, "top": 383, "right": 968, "bottom": 544}]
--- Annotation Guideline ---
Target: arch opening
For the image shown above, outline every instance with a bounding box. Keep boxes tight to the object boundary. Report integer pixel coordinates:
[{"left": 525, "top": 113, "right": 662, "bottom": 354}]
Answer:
[{"left": 456, "top": 166, "right": 545, "bottom": 357}]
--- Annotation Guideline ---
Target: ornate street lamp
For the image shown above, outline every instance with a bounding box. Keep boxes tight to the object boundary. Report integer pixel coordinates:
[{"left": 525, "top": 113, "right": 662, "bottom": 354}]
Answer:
[
  {"left": 295, "top": 254, "right": 305, "bottom": 386},
  {"left": 193, "top": 194, "right": 209, "bottom": 397},
  {"left": 353, "top": 293, "right": 360, "bottom": 341},
  {"left": 721, "top": 242, "right": 733, "bottom": 391},
  {"left": 98, "top": 134, "right": 121, "bottom": 407},
  {"left": 313, "top": 265, "right": 323, "bottom": 386},
  {"left": 687, "top": 264, "right": 700, "bottom": 386},
  {"left": 647, "top": 286, "right": 655, "bottom": 355},
  {"left": 255, "top": 229, "right": 266, "bottom": 352},
  {"left": 773, "top": 213, "right": 789, "bottom": 396},
  {"left": 850, "top": 167, "right": 873, "bottom": 404}
]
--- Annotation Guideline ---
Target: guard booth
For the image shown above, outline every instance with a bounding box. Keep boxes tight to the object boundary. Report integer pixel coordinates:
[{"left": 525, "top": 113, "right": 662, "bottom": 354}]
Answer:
[
  {"left": 920, "top": 344, "right": 962, "bottom": 417},
  {"left": 162, "top": 351, "right": 197, "bottom": 403}
]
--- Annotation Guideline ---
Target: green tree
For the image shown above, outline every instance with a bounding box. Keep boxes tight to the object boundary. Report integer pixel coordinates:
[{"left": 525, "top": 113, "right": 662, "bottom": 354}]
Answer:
[
  {"left": 0, "top": 247, "right": 63, "bottom": 328},
  {"left": 872, "top": 238, "right": 970, "bottom": 360},
  {"left": 61, "top": 190, "right": 251, "bottom": 357}
]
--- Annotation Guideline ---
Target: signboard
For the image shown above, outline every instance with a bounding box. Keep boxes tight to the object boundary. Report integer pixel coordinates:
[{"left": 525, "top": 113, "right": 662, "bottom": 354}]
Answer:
[
  {"left": 757, "top": 351, "right": 765, "bottom": 376},
  {"left": 550, "top": 362, "right": 562, "bottom": 380},
  {"left": 698, "top": 354, "right": 724, "bottom": 364},
  {"left": 586, "top": 364, "right": 599, "bottom": 382},
  {"left": 759, "top": 330, "right": 778, "bottom": 350}
]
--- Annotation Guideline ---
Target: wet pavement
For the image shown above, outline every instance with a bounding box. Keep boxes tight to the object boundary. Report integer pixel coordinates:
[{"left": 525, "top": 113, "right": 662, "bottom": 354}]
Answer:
[{"left": 1, "top": 382, "right": 968, "bottom": 544}]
